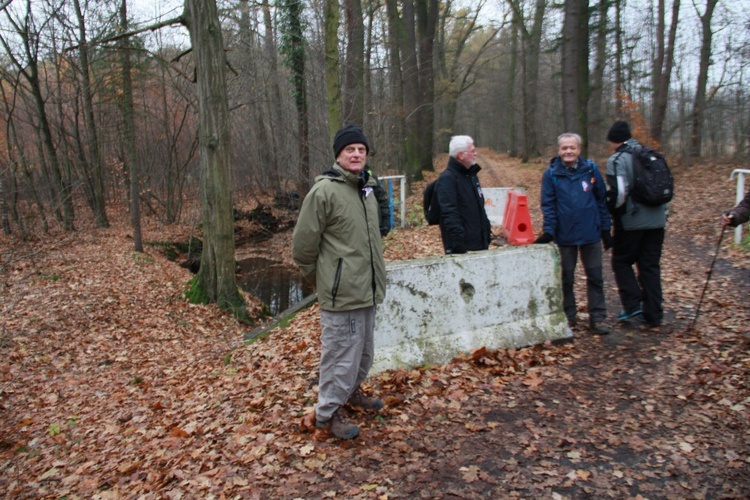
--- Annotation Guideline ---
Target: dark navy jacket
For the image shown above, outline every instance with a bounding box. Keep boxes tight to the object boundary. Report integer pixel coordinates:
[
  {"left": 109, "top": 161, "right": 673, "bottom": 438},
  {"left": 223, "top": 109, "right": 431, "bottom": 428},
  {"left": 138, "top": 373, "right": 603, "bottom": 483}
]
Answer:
[
  {"left": 541, "top": 156, "right": 611, "bottom": 246},
  {"left": 435, "top": 157, "right": 491, "bottom": 253}
]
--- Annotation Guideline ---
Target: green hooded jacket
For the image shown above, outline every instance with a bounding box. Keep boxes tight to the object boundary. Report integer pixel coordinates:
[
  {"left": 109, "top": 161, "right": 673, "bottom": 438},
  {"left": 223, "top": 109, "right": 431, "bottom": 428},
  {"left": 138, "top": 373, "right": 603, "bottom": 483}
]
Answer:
[{"left": 292, "top": 163, "right": 387, "bottom": 311}]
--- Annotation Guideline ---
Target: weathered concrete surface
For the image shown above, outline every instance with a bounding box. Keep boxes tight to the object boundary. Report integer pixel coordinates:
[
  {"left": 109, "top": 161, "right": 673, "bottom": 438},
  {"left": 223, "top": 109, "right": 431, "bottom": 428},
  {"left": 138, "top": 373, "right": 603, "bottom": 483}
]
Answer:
[{"left": 373, "top": 244, "right": 571, "bottom": 373}]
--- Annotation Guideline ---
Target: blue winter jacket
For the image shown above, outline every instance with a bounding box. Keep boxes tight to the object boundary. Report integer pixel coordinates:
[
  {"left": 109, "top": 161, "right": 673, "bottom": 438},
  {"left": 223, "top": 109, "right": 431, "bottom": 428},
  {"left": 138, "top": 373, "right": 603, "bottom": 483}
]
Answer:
[{"left": 540, "top": 156, "right": 611, "bottom": 246}]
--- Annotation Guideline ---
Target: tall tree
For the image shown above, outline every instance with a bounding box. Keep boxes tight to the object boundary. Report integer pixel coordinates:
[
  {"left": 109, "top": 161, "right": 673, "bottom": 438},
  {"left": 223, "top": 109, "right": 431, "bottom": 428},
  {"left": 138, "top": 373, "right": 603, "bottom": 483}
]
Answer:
[
  {"left": 324, "top": 0, "right": 342, "bottom": 138},
  {"left": 588, "top": 0, "right": 609, "bottom": 140},
  {"left": 613, "top": 0, "right": 625, "bottom": 114},
  {"left": 415, "top": 0, "right": 439, "bottom": 172},
  {"left": 384, "top": 0, "right": 407, "bottom": 172},
  {"left": 506, "top": 9, "right": 519, "bottom": 157},
  {"left": 183, "top": 0, "right": 246, "bottom": 317},
  {"left": 72, "top": 0, "right": 108, "bottom": 228},
  {"left": 561, "top": 0, "right": 590, "bottom": 150},
  {"left": 651, "top": 0, "right": 680, "bottom": 144},
  {"left": 343, "top": 0, "right": 365, "bottom": 125},
  {"left": 508, "top": 0, "right": 546, "bottom": 161},
  {"left": 118, "top": 0, "right": 142, "bottom": 252},
  {"left": 261, "top": 0, "right": 285, "bottom": 190},
  {"left": 690, "top": 0, "right": 719, "bottom": 157},
  {"left": 279, "top": 0, "right": 310, "bottom": 194}
]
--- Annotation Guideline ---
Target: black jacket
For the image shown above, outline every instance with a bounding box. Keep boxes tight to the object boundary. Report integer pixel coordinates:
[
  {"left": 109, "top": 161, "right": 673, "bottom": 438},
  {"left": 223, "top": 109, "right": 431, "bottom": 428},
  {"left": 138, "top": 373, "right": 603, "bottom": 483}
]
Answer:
[{"left": 435, "top": 157, "right": 491, "bottom": 253}]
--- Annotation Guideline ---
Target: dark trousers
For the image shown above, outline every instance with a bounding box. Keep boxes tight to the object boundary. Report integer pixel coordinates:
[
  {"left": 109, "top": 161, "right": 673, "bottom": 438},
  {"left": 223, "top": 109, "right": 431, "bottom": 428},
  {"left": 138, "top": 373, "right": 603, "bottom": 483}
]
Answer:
[
  {"left": 558, "top": 243, "right": 607, "bottom": 325},
  {"left": 612, "top": 228, "right": 664, "bottom": 325}
]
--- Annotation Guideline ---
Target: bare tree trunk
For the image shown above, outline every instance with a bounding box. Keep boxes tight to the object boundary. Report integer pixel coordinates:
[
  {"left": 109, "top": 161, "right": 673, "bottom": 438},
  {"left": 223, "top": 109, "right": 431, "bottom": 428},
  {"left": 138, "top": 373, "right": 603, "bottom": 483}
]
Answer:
[
  {"left": 690, "top": 0, "right": 719, "bottom": 157},
  {"left": 119, "top": 0, "right": 142, "bottom": 252},
  {"left": 507, "top": 8, "right": 519, "bottom": 158},
  {"left": 384, "top": 0, "right": 407, "bottom": 174},
  {"left": 589, "top": 0, "right": 609, "bottom": 141},
  {"left": 402, "top": 0, "right": 423, "bottom": 179},
  {"left": 415, "top": 0, "right": 438, "bottom": 171},
  {"left": 324, "top": 0, "right": 342, "bottom": 137},
  {"left": 561, "top": 0, "right": 589, "bottom": 151},
  {"left": 651, "top": 0, "right": 680, "bottom": 144},
  {"left": 279, "top": 0, "right": 310, "bottom": 194},
  {"left": 183, "top": 0, "right": 246, "bottom": 317},
  {"left": 344, "top": 0, "right": 365, "bottom": 125},
  {"left": 519, "top": 0, "right": 545, "bottom": 161},
  {"left": 0, "top": 70, "right": 43, "bottom": 234},
  {"left": 261, "top": 0, "right": 283, "bottom": 191},
  {"left": 614, "top": 0, "right": 624, "bottom": 113},
  {"left": 73, "top": 0, "right": 108, "bottom": 228}
]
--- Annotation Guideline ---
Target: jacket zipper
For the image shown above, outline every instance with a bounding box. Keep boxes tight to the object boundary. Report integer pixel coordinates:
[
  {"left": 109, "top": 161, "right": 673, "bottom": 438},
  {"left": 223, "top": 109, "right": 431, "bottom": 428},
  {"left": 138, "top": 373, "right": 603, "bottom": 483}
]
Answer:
[
  {"left": 331, "top": 258, "right": 342, "bottom": 308},
  {"left": 359, "top": 184, "right": 377, "bottom": 305}
]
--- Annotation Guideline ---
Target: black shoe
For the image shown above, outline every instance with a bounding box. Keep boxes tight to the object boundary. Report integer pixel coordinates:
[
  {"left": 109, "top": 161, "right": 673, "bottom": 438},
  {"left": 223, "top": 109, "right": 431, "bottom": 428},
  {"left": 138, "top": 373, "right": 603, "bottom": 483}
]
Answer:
[{"left": 590, "top": 323, "right": 611, "bottom": 335}]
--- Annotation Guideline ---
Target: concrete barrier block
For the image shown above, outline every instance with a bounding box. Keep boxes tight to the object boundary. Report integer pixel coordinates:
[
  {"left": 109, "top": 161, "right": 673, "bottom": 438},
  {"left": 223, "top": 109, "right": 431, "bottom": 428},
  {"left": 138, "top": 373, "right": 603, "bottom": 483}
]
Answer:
[{"left": 373, "top": 244, "right": 571, "bottom": 373}]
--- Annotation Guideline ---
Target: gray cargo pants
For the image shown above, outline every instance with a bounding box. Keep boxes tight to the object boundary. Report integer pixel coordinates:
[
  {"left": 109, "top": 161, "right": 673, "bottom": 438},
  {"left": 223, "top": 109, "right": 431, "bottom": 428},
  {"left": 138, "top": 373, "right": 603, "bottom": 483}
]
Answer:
[{"left": 316, "top": 305, "right": 376, "bottom": 421}]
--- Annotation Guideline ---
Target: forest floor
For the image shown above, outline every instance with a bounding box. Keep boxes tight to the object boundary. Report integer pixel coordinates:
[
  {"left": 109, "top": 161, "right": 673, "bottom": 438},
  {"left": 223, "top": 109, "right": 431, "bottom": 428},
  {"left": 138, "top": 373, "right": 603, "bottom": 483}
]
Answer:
[{"left": 1, "top": 150, "right": 749, "bottom": 498}]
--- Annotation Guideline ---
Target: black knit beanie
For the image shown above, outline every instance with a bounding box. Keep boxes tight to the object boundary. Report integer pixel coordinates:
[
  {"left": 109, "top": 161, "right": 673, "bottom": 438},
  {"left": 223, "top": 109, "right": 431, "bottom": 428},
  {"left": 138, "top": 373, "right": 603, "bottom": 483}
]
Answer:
[
  {"left": 607, "top": 121, "right": 632, "bottom": 143},
  {"left": 333, "top": 125, "right": 369, "bottom": 159}
]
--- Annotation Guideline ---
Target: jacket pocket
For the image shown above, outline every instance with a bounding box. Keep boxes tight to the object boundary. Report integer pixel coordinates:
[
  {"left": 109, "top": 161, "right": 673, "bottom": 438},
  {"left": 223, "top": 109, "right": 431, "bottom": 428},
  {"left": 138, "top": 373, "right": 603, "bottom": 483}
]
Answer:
[{"left": 331, "top": 258, "right": 343, "bottom": 308}]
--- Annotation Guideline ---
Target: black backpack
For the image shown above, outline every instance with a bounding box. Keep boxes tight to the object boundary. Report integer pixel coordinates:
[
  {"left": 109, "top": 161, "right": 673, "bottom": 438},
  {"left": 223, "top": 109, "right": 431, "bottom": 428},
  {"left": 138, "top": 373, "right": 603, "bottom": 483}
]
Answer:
[
  {"left": 423, "top": 180, "right": 440, "bottom": 225},
  {"left": 628, "top": 146, "right": 674, "bottom": 206}
]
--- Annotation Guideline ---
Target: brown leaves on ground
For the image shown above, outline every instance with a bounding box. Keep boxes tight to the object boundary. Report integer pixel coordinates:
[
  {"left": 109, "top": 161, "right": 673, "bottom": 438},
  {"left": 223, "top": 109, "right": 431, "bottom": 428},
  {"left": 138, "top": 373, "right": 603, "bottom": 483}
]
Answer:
[{"left": 1, "top": 153, "right": 749, "bottom": 498}]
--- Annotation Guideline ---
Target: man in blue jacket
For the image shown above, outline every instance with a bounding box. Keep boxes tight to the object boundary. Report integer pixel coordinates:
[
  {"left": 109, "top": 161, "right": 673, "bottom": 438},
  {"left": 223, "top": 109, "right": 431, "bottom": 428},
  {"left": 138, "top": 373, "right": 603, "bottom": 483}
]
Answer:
[
  {"left": 434, "top": 135, "right": 492, "bottom": 254},
  {"left": 535, "top": 133, "right": 613, "bottom": 335}
]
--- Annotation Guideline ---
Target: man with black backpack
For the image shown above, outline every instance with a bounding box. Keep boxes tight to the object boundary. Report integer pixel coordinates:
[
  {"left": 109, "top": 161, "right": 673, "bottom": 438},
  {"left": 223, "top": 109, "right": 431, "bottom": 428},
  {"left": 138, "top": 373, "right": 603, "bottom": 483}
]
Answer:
[
  {"left": 431, "top": 135, "right": 492, "bottom": 254},
  {"left": 606, "top": 121, "right": 670, "bottom": 328}
]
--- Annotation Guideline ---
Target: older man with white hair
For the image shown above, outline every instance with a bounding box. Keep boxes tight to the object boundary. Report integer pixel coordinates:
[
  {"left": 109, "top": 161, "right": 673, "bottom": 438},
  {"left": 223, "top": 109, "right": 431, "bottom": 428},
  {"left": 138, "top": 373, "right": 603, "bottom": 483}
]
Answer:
[{"left": 433, "top": 135, "right": 492, "bottom": 254}]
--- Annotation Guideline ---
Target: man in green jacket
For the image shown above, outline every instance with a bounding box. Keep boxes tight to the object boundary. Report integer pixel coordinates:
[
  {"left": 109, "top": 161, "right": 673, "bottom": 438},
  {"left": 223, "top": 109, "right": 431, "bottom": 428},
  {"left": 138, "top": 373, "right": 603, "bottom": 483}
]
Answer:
[{"left": 292, "top": 125, "right": 387, "bottom": 439}]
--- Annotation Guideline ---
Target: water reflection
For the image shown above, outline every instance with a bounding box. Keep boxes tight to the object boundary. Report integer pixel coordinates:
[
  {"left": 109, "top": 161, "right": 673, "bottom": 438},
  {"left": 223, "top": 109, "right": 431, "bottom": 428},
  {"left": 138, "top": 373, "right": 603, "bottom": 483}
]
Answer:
[{"left": 236, "top": 257, "right": 315, "bottom": 315}]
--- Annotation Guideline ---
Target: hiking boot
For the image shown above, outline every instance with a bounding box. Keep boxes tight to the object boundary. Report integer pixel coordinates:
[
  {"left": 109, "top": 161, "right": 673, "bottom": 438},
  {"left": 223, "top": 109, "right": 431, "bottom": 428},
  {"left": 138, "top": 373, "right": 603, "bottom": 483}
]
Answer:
[
  {"left": 617, "top": 309, "right": 643, "bottom": 322},
  {"left": 590, "top": 323, "right": 612, "bottom": 335},
  {"left": 316, "top": 411, "right": 360, "bottom": 439},
  {"left": 567, "top": 317, "right": 577, "bottom": 328},
  {"left": 348, "top": 388, "right": 383, "bottom": 411}
]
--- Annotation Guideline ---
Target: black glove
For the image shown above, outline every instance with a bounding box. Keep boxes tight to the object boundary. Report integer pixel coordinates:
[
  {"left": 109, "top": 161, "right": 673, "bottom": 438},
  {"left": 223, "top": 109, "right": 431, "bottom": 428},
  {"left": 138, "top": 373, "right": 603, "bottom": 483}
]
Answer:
[
  {"left": 601, "top": 230, "right": 614, "bottom": 250},
  {"left": 449, "top": 244, "right": 467, "bottom": 254},
  {"left": 534, "top": 232, "right": 554, "bottom": 244},
  {"left": 724, "top": 211, "right": 739, "bottom": 227}
]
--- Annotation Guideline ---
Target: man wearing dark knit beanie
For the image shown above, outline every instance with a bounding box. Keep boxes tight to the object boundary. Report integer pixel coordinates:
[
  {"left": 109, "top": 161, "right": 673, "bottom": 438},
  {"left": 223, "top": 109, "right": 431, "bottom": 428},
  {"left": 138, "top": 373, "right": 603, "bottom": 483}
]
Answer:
[
  {"left": 292, "top": 124, "right": 386, "bottom": 439},
  {"left": 606, "top": 121, "right": 632, "bottom": 143},
  {"left": 605, "top": 121, "right": 667, "bottom": 329},
  {"left": 333, "top": 124, "right": 370, "bottom": 159}
]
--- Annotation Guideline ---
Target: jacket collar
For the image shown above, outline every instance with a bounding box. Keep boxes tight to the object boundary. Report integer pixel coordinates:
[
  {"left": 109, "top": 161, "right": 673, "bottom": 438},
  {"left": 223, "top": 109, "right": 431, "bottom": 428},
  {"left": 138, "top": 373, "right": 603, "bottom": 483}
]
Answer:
[
  {"left": 550, "top": 155, "right": 589, "bottom": 175},
  {"left": 318, "top": 162, "right": 372, "bottom": 186},
  {"left": 447, "top": 156, "right": 481, "bottom": 175}
]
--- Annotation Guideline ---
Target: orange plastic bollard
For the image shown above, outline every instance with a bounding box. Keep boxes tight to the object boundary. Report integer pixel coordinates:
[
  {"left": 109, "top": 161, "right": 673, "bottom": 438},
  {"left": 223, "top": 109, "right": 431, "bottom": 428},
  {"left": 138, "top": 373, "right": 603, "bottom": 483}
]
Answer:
[{"left": 502, "top": 190, "right": 535, "bottom": 245}]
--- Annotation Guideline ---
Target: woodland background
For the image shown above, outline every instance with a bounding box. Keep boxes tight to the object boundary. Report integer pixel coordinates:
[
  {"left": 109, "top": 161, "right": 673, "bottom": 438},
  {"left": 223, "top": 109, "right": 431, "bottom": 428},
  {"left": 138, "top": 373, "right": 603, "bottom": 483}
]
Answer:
[{"left": 1, "top": 0, "right": 749, "bottom": 241}]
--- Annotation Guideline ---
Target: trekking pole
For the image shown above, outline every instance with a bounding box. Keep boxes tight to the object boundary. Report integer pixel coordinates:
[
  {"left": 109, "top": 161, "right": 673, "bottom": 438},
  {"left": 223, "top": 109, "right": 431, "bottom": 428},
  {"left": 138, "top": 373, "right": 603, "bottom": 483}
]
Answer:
[{"left": 687, "top": 225, "right": 727, "bottom": 332}]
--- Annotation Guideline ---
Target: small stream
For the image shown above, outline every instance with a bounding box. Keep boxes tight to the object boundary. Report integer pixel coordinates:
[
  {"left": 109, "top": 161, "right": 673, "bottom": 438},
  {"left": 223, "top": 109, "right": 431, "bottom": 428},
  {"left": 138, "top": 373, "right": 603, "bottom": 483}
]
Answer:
[{"left": 236, "top": 257, "right": 314, "bottom": 316}]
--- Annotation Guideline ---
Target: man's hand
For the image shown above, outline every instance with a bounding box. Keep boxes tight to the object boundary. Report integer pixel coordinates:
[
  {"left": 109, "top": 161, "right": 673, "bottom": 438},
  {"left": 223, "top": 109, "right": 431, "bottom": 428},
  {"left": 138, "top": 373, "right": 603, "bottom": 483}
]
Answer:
[
  {"left": 722, "top": 211, "right": 736, "bottom": 227},
  {"left": 534, "top": 232, "right": 553, "bottom": 244},
  {"left": 601, "top": 230, "right": 614, "bottom": 250}
]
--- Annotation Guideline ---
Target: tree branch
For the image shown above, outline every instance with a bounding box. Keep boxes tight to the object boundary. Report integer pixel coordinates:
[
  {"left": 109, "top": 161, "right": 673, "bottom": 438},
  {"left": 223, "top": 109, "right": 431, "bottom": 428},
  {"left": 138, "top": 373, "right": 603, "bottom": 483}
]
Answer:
[{"left": 64, "top": 15, "right": 185, "bottom": 52}]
